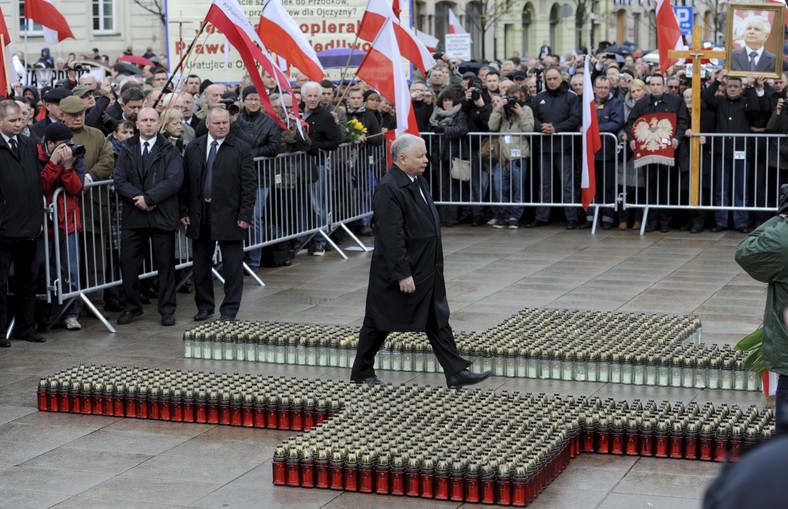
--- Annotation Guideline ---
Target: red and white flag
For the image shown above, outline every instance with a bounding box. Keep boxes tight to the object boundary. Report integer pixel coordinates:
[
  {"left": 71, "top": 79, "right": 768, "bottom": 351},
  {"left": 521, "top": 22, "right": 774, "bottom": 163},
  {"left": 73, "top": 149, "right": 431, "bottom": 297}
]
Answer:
[
  {"left": 416, "top": 30, "right": 438, "bottom": 52},
  {"left": 258, "top": 0, "right": 325, "bottom": 82},
  {"left": 358, "top": 0, "right": 436, "bottom": 75},
  {"left": 770, "top": 0, "right": 788, "bottom": 24},
  {"left": 448, "top": 9, "right": 466, "bottom": 34},
  {"left": 24, "top": 0, "right": 74, "bottom": 44},
  {"left": 581, "top": 55, "right": 601, "bottom": 211},
  {"left": 0, "top": 6, "right": 16, "bottom": 97},
  {"left": 656, "top": 0, "right": 683, "bottom": 74},
  {"left": 204, "top": 0, "right": 300, "bottom": 131},
  {"left": 356, "top": 17, "right": 418, "bottom": 139}
]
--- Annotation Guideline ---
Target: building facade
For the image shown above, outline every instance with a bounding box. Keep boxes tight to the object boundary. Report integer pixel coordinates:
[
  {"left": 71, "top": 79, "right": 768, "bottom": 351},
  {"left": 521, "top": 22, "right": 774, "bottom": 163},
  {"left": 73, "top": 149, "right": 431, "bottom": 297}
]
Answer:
[
  {"left": 4, "top": 0, "right": 164, "bottom": 63},
  {"left": 412, "top": 0, "right": 722, "bottom": 61}
]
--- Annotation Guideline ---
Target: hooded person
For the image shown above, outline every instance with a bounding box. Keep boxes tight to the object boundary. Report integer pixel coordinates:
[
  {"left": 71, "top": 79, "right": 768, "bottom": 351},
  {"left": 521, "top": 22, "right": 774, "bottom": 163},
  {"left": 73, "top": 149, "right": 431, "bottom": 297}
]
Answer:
[{"left": 735, "top": 183, "right": 788, "bottom": 430}]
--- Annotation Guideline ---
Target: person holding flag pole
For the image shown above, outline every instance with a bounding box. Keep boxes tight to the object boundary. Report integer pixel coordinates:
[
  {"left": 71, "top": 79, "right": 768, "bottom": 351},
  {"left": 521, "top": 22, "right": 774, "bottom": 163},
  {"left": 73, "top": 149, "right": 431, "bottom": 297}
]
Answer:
[
  {"left": 580, "top": 55, "right": 601, "bottom": 218},
  {"left": 581, "top": 64, "right": 623, "bottom": 231}
]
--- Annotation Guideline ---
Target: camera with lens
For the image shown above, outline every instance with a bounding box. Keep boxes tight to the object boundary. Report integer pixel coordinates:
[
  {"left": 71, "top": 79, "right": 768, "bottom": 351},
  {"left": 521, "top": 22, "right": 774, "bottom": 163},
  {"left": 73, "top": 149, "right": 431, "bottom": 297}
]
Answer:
[
  {"left": 506, "top": 96, "right": 518, "bottom": 109},
  {"left": 469, "top": 77, "right": 484, "bottom": 101},
  {"left": 64, "top": 141, "right": 86, "bottom": 159}
]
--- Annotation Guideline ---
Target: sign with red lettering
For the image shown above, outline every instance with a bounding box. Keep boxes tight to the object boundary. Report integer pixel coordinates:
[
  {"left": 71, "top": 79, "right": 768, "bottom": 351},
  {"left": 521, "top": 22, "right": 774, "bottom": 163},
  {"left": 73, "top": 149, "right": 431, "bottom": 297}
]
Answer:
[{"left": 166, "top": 0, "right": 411, "bottom": 83}]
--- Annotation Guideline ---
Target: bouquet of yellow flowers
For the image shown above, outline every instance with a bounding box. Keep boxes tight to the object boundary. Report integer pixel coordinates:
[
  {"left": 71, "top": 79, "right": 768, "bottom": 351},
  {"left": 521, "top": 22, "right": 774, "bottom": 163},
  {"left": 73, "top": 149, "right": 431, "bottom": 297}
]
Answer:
[{"left": 345, "top": 118, "right": 367, "bottom": 142}]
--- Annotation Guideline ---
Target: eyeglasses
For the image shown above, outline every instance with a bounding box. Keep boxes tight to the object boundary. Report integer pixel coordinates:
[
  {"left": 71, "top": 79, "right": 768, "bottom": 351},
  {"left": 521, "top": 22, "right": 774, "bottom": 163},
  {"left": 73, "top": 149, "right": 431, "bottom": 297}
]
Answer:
[{"left": 667, "top": 85, "right": 680, "bottom": 90}]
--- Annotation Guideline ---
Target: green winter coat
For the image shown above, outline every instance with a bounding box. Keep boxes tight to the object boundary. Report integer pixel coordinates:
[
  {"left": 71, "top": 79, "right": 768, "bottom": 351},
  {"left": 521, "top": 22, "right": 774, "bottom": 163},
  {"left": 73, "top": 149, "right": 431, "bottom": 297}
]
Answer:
[{"left": 735, "top": 216, "right": 788, "bottom": 375}]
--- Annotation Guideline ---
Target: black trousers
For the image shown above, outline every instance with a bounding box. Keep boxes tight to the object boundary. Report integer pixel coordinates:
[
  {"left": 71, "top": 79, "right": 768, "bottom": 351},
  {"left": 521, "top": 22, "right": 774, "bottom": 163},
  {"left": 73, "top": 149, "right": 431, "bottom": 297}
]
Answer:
[
  {"left": 351, "top": 302, "right": 470, "bottom": 380},
  {"left": 192, "top": 205, "right": 244, "bottom": 318},
  {"left": 120, "top": 227, "right": 176, "bottom": 316},
  {"left": 0, "top": 238, "right": 39, "bottom": 338}
]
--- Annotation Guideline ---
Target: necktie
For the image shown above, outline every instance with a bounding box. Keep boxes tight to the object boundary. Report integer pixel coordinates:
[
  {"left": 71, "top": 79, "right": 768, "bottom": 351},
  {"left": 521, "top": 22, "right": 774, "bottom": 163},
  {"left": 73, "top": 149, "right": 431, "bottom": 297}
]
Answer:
[
  {"left": 142, "top": 141, "right": 151, "bottom": 167},
  {"left": 415, "top": 177, "right": 429, "bottom": 205},
  {"left": 204, "top": 140, "right": 218, "bottom": 202},
  {"left": 8, "top": 138, "right": 18, "bottom": 157},
  {"left": 749, "top": 51, "right": 758, "bottom": 72}
]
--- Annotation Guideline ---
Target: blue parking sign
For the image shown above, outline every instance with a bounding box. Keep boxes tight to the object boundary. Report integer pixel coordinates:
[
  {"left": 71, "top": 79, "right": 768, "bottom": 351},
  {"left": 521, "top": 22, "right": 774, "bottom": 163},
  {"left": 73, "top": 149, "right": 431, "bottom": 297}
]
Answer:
[{"left": 673, "top": 6, "right": 693, "bottom": 36}]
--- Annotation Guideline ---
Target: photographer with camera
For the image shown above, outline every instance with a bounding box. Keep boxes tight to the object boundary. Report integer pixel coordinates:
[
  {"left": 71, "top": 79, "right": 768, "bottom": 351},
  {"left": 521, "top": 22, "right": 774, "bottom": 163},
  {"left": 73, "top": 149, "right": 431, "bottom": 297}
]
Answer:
[
  {"left": 488, "top": 86, "right": 535, "bottom": 229},
  {"left": 37, "top": 123, "right": 86, "bottom": 331},
  {"left": 411, "top": 81, "right": 434, "bottom": 132},
  {"left": 462, "top": 73, "right": 493, "bottom": 226}
]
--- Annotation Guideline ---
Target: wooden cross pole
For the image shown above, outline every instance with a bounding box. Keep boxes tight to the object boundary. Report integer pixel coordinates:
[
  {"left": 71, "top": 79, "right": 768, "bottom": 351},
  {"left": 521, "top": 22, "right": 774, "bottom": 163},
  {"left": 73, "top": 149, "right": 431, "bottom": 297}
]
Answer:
[{"left": 668, "top": 26, "right": 726, "bottom": 205}]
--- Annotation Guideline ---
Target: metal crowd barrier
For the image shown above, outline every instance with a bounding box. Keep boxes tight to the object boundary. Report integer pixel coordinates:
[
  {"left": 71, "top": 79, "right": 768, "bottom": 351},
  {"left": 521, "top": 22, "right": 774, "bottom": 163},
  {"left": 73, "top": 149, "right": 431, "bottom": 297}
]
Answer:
[
  {"left": 41, "top": 143, "right": 383, "bottom": 333},
  {"left": 424, "top": 132, "right": 620, "bottom": 232},
  {"left": 620, "top": 132, "right": 787, "bottom": 234},
  {"left": 48, "top": 181, "right": 196, "bottom": 333}
]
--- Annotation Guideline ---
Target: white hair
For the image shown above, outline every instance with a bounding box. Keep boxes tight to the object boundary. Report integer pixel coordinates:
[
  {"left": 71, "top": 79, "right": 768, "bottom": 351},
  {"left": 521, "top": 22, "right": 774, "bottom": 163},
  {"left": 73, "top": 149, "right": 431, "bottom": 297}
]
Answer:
[
  {"left": 391, "top": 134, "right": 425, "bottom": 162},
  {"left": 301, "top": 81, "right": 322, "bottom": 97}
]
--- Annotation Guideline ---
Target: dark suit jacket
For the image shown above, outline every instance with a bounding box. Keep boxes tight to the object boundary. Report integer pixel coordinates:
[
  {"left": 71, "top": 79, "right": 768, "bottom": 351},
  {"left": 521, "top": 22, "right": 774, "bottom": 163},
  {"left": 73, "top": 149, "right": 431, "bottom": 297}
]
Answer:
[
  {"left": 731, "top": 47, "right": 777, "bottom": 73},
  {"left": 0, "top": 135, "right": 44, "bottom": 240},
  {"left": 364, "top": 165, "right": 450, "bottom": 332},
  {"left": 113, "top": 135, "right": 184, "bottom": 231},
  {"left": 180, "top": 133, "right": 256, "bottom": 241}
]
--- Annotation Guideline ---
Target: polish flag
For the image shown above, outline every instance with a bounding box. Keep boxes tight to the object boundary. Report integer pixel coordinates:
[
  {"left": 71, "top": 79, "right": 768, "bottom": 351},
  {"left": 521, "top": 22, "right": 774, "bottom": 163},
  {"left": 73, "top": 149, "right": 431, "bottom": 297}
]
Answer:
[
  {"left": 656, "top": 0, "right": 683, "bottom": 74},
  {"left": 416, "top": 30, "right": 439, "bottom": 52},
  {"left": 358, "top": 0, "right": 436, "bottom": 75},
  {"left": 581, "top": 55, "right": 601, "bottom": 211},
  {"left": 258, "top": 0, "right": 325, "bottom": 82},
  {"left": 770, "top": 0, "right": 788, "bottom": 24},
  {"left": 204, "top": 0, "right": 300, "bottom": 131},
  {"left": 24, "top": 0, "right": 74, "bottom": 44},
  {"left": 356, "top": 17, "right": 419, "bottom": 139},
  {"left": 448, "top": 9, "right": 466, "bottom": 34},
  {"left": 0, "top": 6, "right": 16, "bottom": 97}
]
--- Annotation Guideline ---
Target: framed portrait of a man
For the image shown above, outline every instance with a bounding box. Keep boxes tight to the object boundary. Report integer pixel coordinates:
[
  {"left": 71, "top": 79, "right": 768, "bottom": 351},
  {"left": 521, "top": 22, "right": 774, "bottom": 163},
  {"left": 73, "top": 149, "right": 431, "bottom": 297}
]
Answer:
[{"left": 725, "top": 3, "right": 785, "bottom": 79}]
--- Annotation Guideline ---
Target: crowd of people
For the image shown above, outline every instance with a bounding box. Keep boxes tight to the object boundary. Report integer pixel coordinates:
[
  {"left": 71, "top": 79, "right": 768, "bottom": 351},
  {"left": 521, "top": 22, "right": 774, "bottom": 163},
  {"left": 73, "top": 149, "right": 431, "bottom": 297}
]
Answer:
[{"left": 2, "top": 41, "right": 787, "bottom": 345}]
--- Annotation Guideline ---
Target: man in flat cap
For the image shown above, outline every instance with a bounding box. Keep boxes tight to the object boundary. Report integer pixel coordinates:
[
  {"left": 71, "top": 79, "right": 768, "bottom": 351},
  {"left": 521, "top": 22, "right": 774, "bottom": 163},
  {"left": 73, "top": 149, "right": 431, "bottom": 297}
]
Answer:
[{"left": 31, "top": 87, "right": 70, "bottom": 140}]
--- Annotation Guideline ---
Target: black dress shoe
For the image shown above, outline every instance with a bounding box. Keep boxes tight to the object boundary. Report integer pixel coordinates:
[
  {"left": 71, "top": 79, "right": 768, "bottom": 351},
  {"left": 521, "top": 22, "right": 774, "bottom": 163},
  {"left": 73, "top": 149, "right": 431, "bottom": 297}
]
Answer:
[
  {"left": 193, "top": 310, "right": 213, "bottom": 321},
  {"left": 690, "top": 226, "right": 704, "bottom": 234},
  {"left": 117, "top": 310, "right": 143, "bottom": 325},
  {"left": 525, "top": 220, "right": 547, "bottom": 228},
  {"left": 446, "top": 369, "right": 492, "bottom": 389},
  {"left": 660, "top": 226, "right": 670, "bottom": 233},
  {"left": 602, "top": 222, "right": 613, "bottom": 230},
  {"left": 737, "top": 227, "right": 751, "bottom": 234},
  {"left": 351, "top": 375, "right": 386, "bottom": 386},
  {"left": 578, "top": 221, "right": 592, "bottom": 229},
  {"left": 161, "top": 314, "right": 176, "bottom": 326},
  {"left": 219, "top": 314, "right": 236, "bottom": 321},
  {"left": 565, "top": 221, "right": 578, "bottom": 230},
  {"left": 710, "top": 225, "right": 727, "bottom": 233},
  {"left": 0, "top": 337, "right": 10, "bottom": 347},
  {"left": 13, "top": 331, "right": 46, "bottom": 343},
  {"left": 472, "top": 216, "right": 482, "bottom": 227}
]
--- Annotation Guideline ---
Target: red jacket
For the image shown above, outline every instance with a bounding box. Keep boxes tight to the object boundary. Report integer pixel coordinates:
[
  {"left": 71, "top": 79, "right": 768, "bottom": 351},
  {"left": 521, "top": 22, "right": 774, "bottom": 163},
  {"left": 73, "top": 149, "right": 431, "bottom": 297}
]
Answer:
[{"left": 37, "top": 144, "right": 85, "bottom": 236}]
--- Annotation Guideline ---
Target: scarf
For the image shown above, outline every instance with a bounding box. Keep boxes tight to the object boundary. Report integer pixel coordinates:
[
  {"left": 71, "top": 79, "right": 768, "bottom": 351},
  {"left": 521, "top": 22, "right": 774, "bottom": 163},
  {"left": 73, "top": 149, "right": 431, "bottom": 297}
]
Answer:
[{"left": 429, "top": 103, "right": 462, "bottom": 126}]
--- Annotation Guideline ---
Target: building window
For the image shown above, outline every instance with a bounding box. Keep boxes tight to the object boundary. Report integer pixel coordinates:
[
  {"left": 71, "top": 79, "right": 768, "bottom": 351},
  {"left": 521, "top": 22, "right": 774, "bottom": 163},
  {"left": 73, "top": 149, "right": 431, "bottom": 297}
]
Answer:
[
  {"left": 18, "top": 1, "right": 44, "bottom": 35},
  {"left": 92, "top": 0, "right": 115, "bottom": 34}
]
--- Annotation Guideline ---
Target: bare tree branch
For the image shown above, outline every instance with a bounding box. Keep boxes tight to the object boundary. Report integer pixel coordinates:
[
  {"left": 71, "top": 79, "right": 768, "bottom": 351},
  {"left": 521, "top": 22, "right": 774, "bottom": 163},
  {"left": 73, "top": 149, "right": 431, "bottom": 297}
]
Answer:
[{"left": 131, "top": 0, "right": 166, "bottom": 27}]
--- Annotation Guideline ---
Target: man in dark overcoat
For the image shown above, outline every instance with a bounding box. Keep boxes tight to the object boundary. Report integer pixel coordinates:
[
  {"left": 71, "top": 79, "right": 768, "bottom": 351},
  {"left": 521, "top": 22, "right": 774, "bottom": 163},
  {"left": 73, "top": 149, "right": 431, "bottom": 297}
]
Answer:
[
  {"left": 0, "top": 100, "right": 45, "bottom": 346},
  {"left": 113, "top": 107, "right": 183, "bottom": 326},
  {"left": 350, "top": 134, "right": 491, "bottom": 389},
  {"left": 180, "top": 108, "right": 256, "bottom": 321}
]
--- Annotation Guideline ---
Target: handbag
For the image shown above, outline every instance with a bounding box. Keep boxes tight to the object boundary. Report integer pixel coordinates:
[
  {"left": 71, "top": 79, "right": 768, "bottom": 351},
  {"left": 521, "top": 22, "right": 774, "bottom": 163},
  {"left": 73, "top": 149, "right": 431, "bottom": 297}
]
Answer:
[
  {"left": 481, "top": 138, "right": 500, "bottom": 164},
  {"left": 450, "top": 158, "right": 472, "bottom": 181}
]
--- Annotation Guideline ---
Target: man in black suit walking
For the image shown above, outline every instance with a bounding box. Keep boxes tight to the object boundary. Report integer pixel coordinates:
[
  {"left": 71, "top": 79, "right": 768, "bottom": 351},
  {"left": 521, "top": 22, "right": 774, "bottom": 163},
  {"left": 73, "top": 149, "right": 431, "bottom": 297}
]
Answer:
[
  {"left": 350, "top": 134, "right": 492, "bottom": 389},
  {"left": 113, "top": 107, "right": 184, "bottom": 326},
  {"left": 181, "top": 108, "right": 256, "bottom": 321},
  {"left": 730, "top": 15, "right": 777, "bottom": 74}
]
